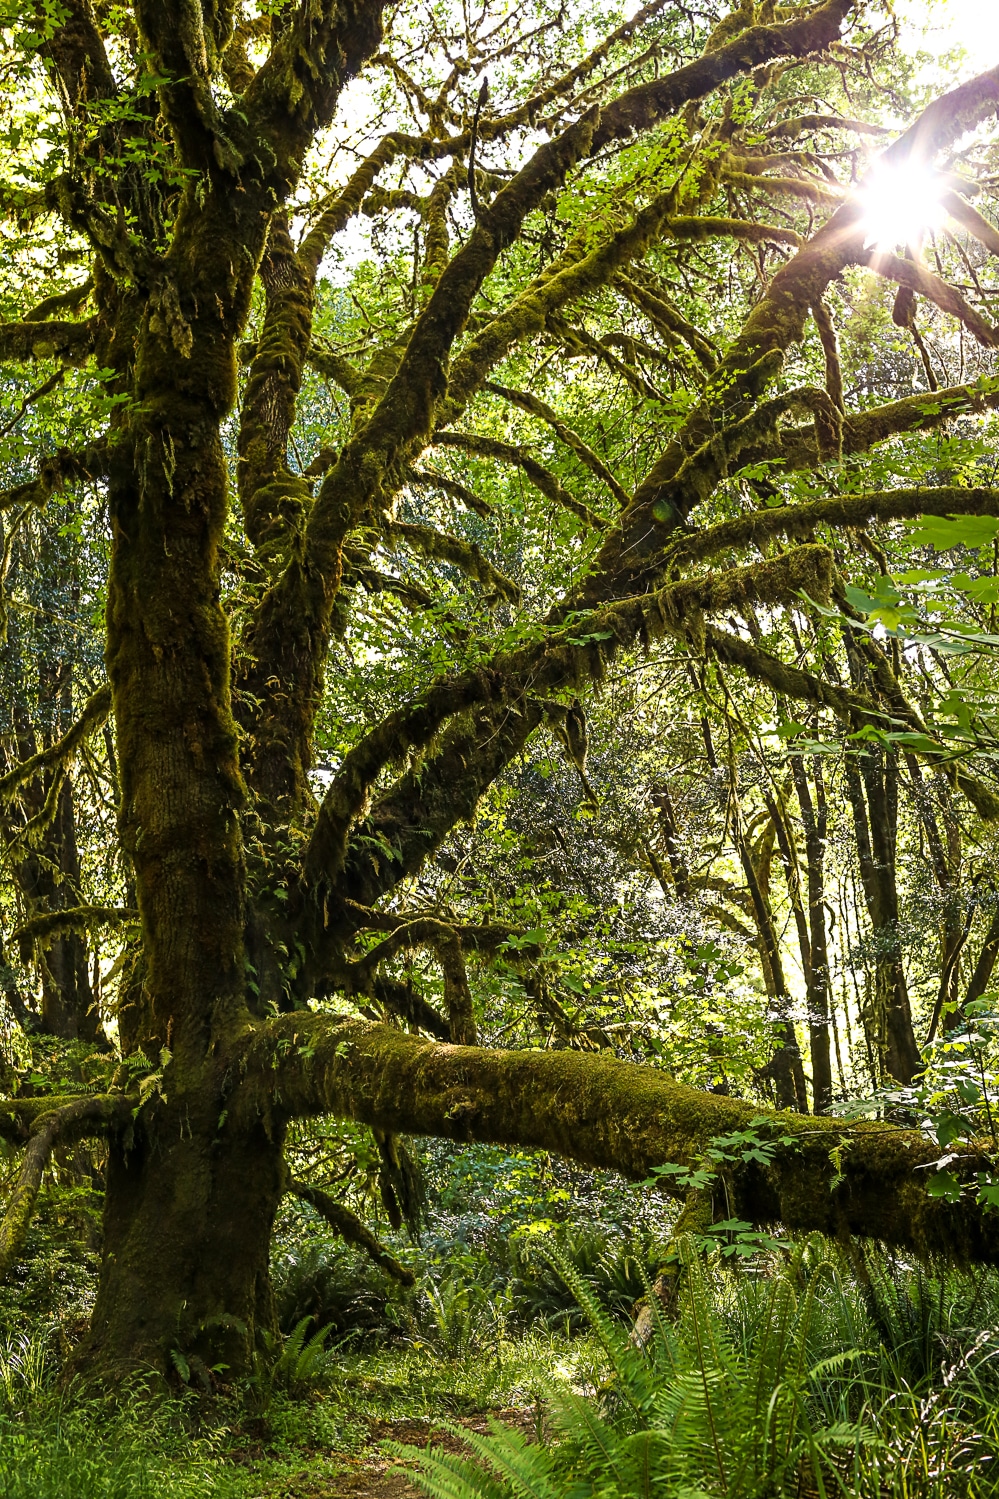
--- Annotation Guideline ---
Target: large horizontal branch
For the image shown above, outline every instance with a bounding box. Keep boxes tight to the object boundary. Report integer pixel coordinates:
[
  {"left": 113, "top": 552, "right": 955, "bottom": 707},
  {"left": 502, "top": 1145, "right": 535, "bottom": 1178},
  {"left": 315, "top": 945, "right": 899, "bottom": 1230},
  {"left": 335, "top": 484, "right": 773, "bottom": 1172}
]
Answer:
[
  {"left": 0, "top": 316, "right": 97, "bottom": 366},
  {"left": 239, "top": 1016, "right": 999, "bottom": 1265},
  {"left": 761, "top": 379, "right": 999, "bottom": 475},
  {"left": 11, "top": 905, "right": 137, "bottom": 949}
]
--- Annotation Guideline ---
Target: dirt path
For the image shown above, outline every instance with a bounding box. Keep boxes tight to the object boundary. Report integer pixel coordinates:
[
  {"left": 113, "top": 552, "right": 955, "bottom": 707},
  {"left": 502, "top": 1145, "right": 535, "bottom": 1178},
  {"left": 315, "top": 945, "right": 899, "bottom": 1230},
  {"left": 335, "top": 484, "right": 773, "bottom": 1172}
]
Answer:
[{"left": 260, "top": 1408, "right": 536, "bottom": 1498}]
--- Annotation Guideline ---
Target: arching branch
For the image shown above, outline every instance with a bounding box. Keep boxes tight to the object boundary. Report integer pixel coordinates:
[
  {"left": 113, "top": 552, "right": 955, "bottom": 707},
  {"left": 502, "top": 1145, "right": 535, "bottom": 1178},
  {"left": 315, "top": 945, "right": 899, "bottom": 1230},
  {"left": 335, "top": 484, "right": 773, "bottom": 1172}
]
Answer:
[
  {"left": 484, "top": 382, "right": 633, "bottom": 508},
  {"left": 0, "top": 1094, "right": 134, "bottom": 1282},
  {"left": 432, "top": 431, "right": 607, "bottom": 530},
  {"left": 287, "top": 1177, "right": 415, "bottom": 1284},
  {"left": 0, "top": 684, "right": 112, "bottom": 803}
]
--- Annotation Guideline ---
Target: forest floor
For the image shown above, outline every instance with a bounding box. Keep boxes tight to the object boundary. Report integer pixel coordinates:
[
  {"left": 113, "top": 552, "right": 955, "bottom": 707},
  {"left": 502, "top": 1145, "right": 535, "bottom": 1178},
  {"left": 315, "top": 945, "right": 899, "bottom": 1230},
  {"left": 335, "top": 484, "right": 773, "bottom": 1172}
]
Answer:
[{"left": 252, "top": 1408, "right": 537, "bottom": 1497}]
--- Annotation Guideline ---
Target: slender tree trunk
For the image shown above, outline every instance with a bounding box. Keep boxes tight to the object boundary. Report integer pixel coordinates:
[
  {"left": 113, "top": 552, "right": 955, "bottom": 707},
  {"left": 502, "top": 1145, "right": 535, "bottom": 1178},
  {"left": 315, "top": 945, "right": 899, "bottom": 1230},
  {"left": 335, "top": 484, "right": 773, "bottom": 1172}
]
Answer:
[
  {"left": 843, "top": 748, "right": 920, "bottom": 1083},
  {"left": 696, "top": 704, "right": 807, "bottom": 1110},
  {"left": 790, "top": 755, "right": 834, "bottom": 1113}
]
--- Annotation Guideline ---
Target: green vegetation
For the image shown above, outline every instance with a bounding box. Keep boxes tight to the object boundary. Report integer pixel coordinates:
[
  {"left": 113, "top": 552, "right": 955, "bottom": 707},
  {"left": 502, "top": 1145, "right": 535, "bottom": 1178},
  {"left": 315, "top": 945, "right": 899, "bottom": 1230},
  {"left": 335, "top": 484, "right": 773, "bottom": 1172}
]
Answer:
[{"left": 4, "top": 0, "right": 999, "bottom": 1491}]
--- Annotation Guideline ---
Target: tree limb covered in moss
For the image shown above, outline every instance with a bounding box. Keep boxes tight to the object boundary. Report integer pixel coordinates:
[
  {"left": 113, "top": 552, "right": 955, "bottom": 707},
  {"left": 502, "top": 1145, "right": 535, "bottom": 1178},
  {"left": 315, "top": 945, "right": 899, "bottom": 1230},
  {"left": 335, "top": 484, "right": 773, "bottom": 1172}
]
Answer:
[
  {"left": 382, "top": 520, "right": 521, "bottom": 602},
  {"left": 861, "top": 246, "right": 999, "bottom": 347},
  {"left": 0, "top": 684, "right": 111, "bottom": 803},
  {"left": 0, "top": 443, "right": 109, "bottom": 514},
  {"left": 702, "top": 625, "right": 999, "bottom": 820},
  {"left": 11, "top": 905, "right": 138, "bottom": 948},
  {"left": 303, "top": 0, "right": 858, "bottom": 577},
  {"left": 432, "top": 431, "right": 606, "bottom": 530},
  {"left": 344, "top": 917, "right": 477, "bottom": 1044},
  {"left": 588, "top": 66, "right": 999, "bottom": 602},
  {"left": 484, "top": 381, "right": 633, "bottom": 508},
  {"left": 763, "top": 378, "right": 999, "bottom": 474},
  {"left": 0, "top": 316, "right": 97, "bottom": 365},
  {"left": 668, "top": 486, "right": 999, "bottom": 565},
  {"left": 306, "top": 547, "right": 837, "bottom": 890},
  {"left": 407, "top": 467, "right": 493, "bottom": 517},
  {"left": 615, "top": 272, "right": 718, "bottom": 371},
  {"left": 241, "top": 1015, "right": 999, "bottom": 1265},
  {"left": 0, "top": 1094, "right": 134, "bottom": 1282},
  {"left": 287, "top": 1177, "right": 415, "bottom": 1284}
]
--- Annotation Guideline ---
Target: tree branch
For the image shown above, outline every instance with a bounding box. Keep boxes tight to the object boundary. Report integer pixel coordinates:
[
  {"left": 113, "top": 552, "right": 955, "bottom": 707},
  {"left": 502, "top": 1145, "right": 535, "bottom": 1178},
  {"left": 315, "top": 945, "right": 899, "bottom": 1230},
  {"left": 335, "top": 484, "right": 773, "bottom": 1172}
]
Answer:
[
  {"left": 0, "top": 1094, "right": 134, "bottom": 1282},
  {"left": 0, "top": 684, "right": 112, "bottom": 803},
  {"left": 240, "top": 1015, "right": 999, "bottom": 1265},
  {"left": 432, "top": 431, "right": 607, "bottom": 530},
  {"left": 287, "top": 1177, "right": 415, "bottom": 1284}
]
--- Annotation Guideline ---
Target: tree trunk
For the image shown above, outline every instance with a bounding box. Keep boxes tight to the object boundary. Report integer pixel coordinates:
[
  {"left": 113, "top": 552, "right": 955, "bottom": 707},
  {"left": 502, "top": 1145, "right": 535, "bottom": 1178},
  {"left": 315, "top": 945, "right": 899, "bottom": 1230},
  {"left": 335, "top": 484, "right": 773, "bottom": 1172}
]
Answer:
[
  {"left": 78, "top": 1092, "right": 285, "bottom": 1375},
  {"left": 843, "top": 747, "right": 921, "bottom": 1084},
  {"left": 790, "top": 754, "right": 834, "bottom": 1114}
]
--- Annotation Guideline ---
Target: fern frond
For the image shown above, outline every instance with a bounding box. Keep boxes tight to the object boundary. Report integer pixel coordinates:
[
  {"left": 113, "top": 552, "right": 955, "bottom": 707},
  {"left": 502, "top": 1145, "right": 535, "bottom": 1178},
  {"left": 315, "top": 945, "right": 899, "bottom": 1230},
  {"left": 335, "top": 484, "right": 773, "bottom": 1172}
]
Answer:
[
  {"left": 383, "top": 1441, "right": 509, "bottom": 1499},
  {"left": 542, "top": 1245, "right": 653, "bottom": 1415},
  {"left": 455, "top": 1418, "right": 561, "bottom": 1499}
]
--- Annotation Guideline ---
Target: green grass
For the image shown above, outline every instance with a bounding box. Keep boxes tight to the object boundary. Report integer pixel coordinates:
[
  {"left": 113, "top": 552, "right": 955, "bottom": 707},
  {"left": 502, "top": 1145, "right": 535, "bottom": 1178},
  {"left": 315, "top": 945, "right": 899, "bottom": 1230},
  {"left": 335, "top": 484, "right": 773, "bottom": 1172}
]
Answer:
[{"left": 0, "top": 1324, "right": 589, "bottom": 1499}]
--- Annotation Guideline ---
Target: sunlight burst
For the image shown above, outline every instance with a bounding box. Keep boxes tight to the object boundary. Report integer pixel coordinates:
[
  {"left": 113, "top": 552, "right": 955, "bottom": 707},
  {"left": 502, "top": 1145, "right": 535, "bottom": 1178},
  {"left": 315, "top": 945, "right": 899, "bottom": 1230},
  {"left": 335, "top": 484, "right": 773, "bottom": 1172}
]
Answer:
[{"left": 857, "top": 159, "right": 946, "bottom": 252}]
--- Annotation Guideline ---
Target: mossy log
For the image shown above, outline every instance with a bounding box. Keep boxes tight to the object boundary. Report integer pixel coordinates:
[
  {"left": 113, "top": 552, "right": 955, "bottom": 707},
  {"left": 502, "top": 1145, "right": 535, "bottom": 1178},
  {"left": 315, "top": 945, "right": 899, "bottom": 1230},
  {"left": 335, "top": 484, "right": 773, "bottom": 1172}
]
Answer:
[{"left": 243, "top": 1016, "right": 999, "bottom": 1266}]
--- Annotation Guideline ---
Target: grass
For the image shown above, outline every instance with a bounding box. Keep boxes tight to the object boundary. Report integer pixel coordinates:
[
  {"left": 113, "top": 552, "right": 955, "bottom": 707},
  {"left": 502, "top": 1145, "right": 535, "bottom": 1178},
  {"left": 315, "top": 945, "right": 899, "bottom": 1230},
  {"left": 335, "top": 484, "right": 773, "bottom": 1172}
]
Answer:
[{"left": 0, "top": 1324, "right": 593, "bottom": 1499}]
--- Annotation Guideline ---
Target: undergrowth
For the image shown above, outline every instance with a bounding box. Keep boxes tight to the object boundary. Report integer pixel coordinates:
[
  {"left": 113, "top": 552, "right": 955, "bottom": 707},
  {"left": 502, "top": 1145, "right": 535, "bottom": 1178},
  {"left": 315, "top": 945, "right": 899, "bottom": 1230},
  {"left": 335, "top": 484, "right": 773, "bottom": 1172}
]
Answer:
[
  {"left": 1, "top": 1182, "right": 998, "bottom": 1499},
  {"left": 397, "top": 1239, "right": 999, "bottom": 1499}
]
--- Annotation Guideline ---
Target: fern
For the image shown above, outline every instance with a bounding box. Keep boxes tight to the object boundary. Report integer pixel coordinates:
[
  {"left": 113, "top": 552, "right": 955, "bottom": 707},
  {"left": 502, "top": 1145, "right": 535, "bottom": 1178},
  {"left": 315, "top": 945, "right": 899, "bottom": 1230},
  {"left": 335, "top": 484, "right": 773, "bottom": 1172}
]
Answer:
[
  {"left": 401, "top": 1236, "right": 876, "bottom": 1499},
  {"left": 387, "top": 1421, "right": 558, "bottom": 1499},
  {"left": 252, "top": 1315, "right": 336, "bottom": 1398}
]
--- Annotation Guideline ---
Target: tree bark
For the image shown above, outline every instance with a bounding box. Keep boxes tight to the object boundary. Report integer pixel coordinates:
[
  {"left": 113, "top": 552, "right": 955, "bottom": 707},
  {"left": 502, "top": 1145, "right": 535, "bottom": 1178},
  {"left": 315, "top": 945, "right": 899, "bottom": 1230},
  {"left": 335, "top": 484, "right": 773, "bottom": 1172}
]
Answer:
[{"left": 76, "top": 1093, "right": 286, "bottom": 1375}]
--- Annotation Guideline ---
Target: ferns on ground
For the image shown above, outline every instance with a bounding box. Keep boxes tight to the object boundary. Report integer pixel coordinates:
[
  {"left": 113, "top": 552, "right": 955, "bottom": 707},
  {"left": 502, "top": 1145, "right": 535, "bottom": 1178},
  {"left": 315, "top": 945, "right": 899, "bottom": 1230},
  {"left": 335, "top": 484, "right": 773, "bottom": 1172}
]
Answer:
[{"left": 393, "top": 1239, "right": 999, "bottom": 1499}]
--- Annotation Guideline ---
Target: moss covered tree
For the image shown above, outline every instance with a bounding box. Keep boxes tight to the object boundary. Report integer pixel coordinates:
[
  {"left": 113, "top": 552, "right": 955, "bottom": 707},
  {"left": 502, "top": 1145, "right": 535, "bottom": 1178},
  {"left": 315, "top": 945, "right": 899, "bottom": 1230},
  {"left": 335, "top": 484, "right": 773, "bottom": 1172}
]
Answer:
[{"left": 2, "top": 0, "right": 999, "bottom": 1374}]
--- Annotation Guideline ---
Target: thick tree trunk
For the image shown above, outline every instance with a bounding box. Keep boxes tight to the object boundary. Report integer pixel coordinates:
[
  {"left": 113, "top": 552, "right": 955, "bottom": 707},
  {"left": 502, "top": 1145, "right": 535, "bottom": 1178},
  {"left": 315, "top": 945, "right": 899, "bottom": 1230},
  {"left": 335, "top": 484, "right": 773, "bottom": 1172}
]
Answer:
[{"left": 78, "top": 1093, "right": 285, "bottom": 1375}]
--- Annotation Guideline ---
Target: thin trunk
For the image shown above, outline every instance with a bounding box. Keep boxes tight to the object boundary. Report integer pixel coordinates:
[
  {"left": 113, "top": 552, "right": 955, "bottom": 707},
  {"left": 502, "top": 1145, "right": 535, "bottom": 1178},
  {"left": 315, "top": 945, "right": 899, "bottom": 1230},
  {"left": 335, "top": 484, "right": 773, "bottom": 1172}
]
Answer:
[
  {"left": 790, "top": 754, "right": 834, "bottom": 1113},
  {"left": 843, "top": 747, "right": 920, "bottom": 1084},
  {"left": 698, "top": 707, "right": 806, "bottom": 1110}
]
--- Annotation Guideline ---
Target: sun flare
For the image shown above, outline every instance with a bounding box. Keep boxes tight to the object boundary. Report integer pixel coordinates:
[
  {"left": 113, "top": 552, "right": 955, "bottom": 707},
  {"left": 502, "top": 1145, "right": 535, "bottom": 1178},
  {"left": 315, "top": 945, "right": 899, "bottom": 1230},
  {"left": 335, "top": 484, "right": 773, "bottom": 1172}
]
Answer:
[{"left": 857, "top": 159, "right": 946, "bottom": 253}]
